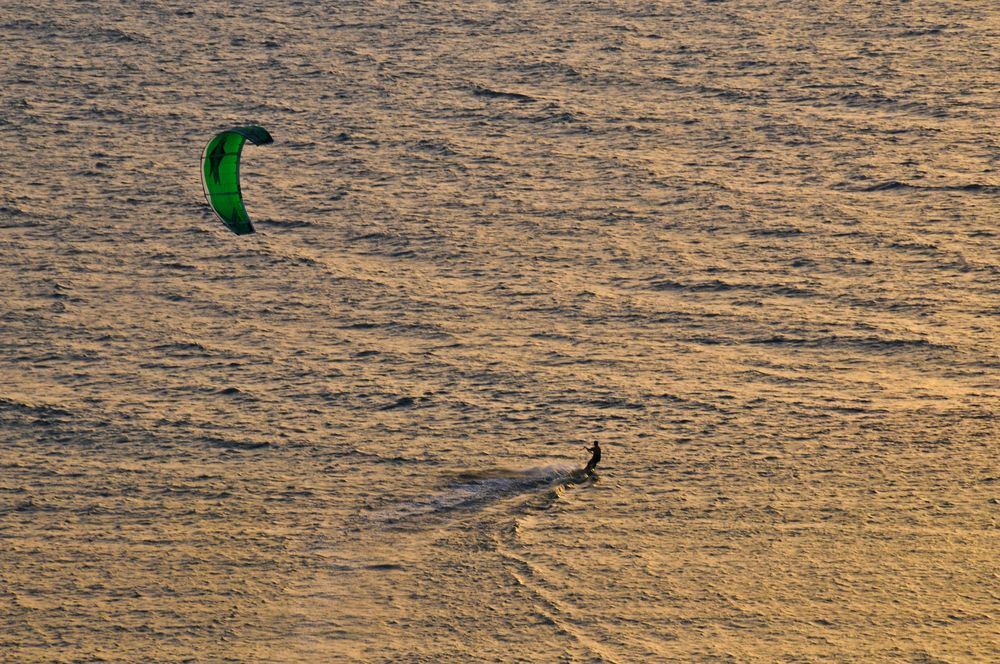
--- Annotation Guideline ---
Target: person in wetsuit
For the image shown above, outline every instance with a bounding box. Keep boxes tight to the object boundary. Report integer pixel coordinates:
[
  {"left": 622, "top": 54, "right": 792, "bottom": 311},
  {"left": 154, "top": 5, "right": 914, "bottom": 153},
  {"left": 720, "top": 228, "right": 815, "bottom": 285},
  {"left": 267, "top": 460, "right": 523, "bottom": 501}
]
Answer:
[{"left": 583, "top": 440, "right": 601, "bottom": 475}]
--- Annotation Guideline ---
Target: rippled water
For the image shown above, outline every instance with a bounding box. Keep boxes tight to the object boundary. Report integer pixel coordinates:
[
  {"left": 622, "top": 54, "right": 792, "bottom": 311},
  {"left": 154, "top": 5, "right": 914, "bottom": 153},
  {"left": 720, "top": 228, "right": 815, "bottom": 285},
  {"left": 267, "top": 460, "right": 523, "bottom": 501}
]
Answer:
[{"left": 2, "top": 1, "right": 998, "bottom": 661}]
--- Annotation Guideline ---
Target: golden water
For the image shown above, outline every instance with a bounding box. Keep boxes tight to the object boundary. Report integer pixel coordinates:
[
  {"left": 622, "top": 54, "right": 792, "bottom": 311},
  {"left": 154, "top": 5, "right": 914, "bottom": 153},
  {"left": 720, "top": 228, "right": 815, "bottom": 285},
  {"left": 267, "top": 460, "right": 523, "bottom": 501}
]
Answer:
[{"left": 2, "top": 1, "right": 998, "bottom": 661}]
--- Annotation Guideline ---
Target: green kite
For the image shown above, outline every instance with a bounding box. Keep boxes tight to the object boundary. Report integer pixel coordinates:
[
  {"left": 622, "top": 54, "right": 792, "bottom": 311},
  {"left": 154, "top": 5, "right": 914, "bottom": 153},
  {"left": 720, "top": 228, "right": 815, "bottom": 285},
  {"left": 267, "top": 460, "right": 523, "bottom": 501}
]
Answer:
[{"left": 201, "top": 126, "right": 273, "bottom": 235}]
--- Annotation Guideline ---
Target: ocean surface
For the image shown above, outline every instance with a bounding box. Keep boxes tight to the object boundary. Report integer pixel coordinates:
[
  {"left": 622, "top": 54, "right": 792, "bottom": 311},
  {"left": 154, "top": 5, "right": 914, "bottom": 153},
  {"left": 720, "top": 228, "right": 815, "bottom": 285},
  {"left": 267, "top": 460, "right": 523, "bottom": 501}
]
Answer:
[{"left": 2, "top": 1, "right": 998, "bottom": 661}]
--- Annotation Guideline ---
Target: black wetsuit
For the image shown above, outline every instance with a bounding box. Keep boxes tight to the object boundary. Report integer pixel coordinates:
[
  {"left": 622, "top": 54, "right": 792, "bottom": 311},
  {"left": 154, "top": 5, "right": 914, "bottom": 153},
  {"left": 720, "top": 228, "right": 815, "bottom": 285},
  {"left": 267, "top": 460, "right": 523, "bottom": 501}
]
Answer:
[{"left": 584, "top": 443, "right": 601, "bottom": 474}]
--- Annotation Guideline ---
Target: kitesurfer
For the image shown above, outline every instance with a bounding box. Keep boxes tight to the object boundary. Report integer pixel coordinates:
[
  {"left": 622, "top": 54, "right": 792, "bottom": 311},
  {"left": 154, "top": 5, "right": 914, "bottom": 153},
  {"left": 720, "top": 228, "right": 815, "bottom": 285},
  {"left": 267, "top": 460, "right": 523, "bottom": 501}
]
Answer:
[{"left": 583, "top": 440, "right": 601, "bottom": 475}]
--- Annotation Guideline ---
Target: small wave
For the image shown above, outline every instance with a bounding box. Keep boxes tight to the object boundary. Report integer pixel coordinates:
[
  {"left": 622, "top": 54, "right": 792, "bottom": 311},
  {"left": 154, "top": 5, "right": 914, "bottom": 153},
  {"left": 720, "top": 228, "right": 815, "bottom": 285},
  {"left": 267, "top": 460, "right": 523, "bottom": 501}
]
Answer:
[
  {"left": 89, "top": 27, "right": 143, "bottom": 43},
  {"left": 0, "top": 396, "right": 73, "bottom": 418},
  {"left": 203, "top": 436, "right": 270, "bottom": 451},
  {"left": 646, "top": 278, "right": 815, "bottom": 298},
  {"left": 1, "top": 19, "right": 57, "bottom": 33},
  {"left": 152, "top": 341, "right": 208, "bottom": 355},
  {"left": 0, "top": 205, "right": 40, "bottom": 228},
  {"left": 3, "top": 20, "right": 144, "bottom": 44},
  {"left": 256, "top": 218, "right": 314, "bottom": 229},
  {"left": 649, "top": 278, "right": 736, "bottom": 292},
  {"left": 379, "top": 396, "right": 419, "bottom": 410},
  {"left": 900, "top": 27, "right": 945, "bottom": 37},
  {"left": 412, "top": 139, "right": 458, "bottom": 155},
  {"left": 861, "top": 181, "right": 999, "bottom": 193},
  {"left": 349, "top": 231, "right": 394, "bottom": 242},
  {"left": 748, "top": 226, "right": 804, "bottom": 237},
  {"left": 471, "top": 85, "right": 536, "bottom": 102},
  {"left": 751, "top": 334, "right": 955, "bottom": 353}
]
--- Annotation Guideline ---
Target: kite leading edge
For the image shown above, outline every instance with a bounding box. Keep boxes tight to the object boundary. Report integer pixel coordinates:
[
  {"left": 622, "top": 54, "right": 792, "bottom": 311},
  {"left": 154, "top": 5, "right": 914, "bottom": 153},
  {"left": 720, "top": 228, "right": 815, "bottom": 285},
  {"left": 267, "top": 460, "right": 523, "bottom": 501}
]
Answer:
[{"left": 201, "top": 126, "right": 273, "bottom": 235}]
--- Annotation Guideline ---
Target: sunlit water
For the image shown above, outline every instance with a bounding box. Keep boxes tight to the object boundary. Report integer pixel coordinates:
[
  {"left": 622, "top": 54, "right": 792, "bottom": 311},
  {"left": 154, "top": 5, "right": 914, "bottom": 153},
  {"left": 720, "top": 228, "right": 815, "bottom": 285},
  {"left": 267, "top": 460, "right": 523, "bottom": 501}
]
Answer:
[{"left": 2, "top": 1, "right": 998, "bottom": 661}]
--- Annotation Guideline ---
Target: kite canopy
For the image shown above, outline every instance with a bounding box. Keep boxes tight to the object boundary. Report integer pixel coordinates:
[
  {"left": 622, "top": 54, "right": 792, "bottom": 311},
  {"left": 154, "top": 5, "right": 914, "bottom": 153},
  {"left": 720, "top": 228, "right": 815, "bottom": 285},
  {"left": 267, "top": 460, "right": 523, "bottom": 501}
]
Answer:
[{"left": 201, "top": 126, "right": 273, "bottom": 235}]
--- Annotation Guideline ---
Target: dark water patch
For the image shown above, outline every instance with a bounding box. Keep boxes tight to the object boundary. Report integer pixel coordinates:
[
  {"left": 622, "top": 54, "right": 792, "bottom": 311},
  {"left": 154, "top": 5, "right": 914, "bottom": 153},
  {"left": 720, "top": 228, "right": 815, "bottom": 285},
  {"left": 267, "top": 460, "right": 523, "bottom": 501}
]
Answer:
[
  {"left": 210, "top": 385, "right": 260, "bottom": 402},
  {"left": 471, "top": 85, "right": 536, "bottom": 103},
  {"left": 650, "top": 278, "right": 737, "bottom": 292},
  {"left": 0, "top": 205, "right": 40, "bottom": 228},
  {"left": 865, "top": 181, "right": 924, "bottom": 192},
  {"left": 752, "top": 334, "right": 955, "bottom": 353},
  {"left": 265, "top": 488, "right": 317, "bottom": 502},
  {"left": 381, "top": 396, "right": 415, "bottom": 410},
  {"left": 244, "top": 101, "right": 305, "bottom": 116},
  {"left": 18, "top": 349, "right": 101, "bottom": 364},
  {"left": 826, "top": 403, "right": 884, "bottom": 414},
  {"left": 492, "top": 284, "right": 547, "bottom": 297},
  {"left": 887, "top": 240, "right": 939, "bottom": 252},
  {"left": 861, "top": 181, "right": 1000, "bottom": 194},
  {"left": 338, "top": 319, "right": 452, "bottom": 339},
  {"left": 769, "top": 284, "right": 816, "bottom": 297},
  {"left": 157, "top": 262, "right": 197, "bottom": 272},
  {"left": 692, "top": 84, "right": 762, "bottom": 103},
  {"left": 5, "top": 20, "right": 145, "bottom": 44},
  {"left": 256, "top": 218, "right": 315, "bottom": 229},
  {"left": 835, "top": 92, "right": 895, "bottom": 109},
  {"left": 6, "top": 496, "right": 56, "bottom": 514},
  {"left": 515, "top": 60, "right": 583, "bottom": 82},
  {"left": 900, "top": 27, "right": 945, "bottom": 37},
  {"left": 349, "top": 231, "right": 394, "bottom": 242},
  {"left": 646, "top": 276, "right": 817, "bottom": 299},
  {"left": 152, "top": 341, "right": 209, "bottom": 356},
  {"left": 589, "top": 397, "right": 646, "bottom": 411},
  {"left": 646, "top": 393, "right": 695, "bottom": 405},
  {"left": 748, "top": 226, "right": 804, "bottom": 237},
  {"left": 735, "top": 370, "right": 823, "bottom": 387},
  {"left": 683, "top": 335, "right": 728, "bottom": 346},
  {"left": 827, "top": 91, "right": 951, "bottom": 118},
  {"left": 0, "top": 397, "right": 74, "bottom": 421},
  {"left": 529, "top": 331, "right": 575, "bottom": 341},
  {"left": 538, "top": 353, "right": 610, "bottom": 367},
  {"left": 323, "top": 447, "right": 410, "bottom": 465},
  {"left": 412, "top": 139, "right": 458, "bottom": 156},
  {"left": 347, "top": 231, "right": 414, "bottom": 258},
  {"left": 89, "top": 28, "right": 144, "bottom": 44},
  {"left": 0, "top": 19, "right": 59, "bottom": 34},
  {"left": 379, "top": 396, "right": 432, "bottom": 411},
  {"left": 204, "top": 437, "right": 270, "bottom": 451},
  {"left": 529, "top": 109, "right": 585, "bottom": 126}
]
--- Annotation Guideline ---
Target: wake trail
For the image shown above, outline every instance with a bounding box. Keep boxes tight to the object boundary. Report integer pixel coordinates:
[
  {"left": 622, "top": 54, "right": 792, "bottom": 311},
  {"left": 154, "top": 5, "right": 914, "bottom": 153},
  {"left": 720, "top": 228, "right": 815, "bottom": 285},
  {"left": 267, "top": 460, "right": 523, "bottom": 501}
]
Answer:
[{"left": 366, "top": 463, "right": 590, "bottom": 529}]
